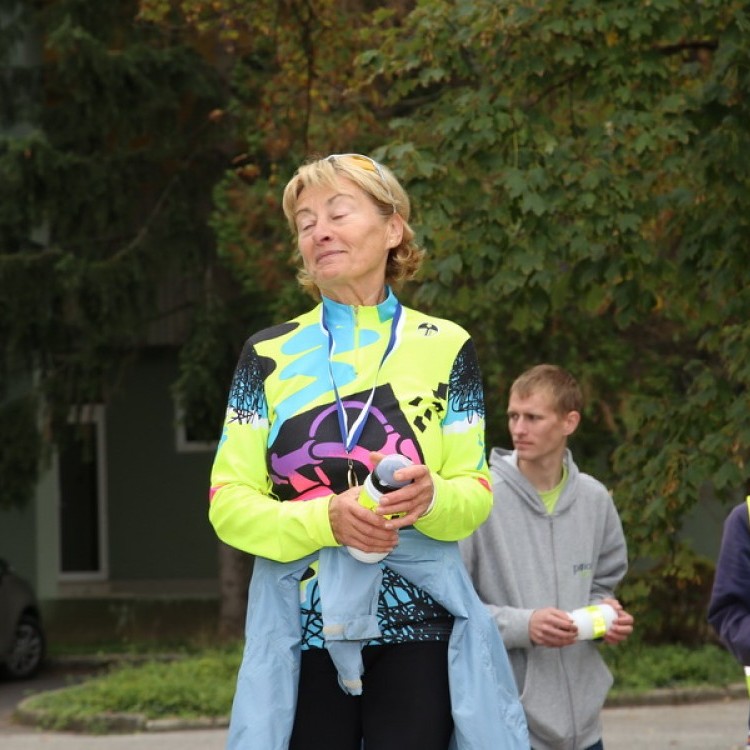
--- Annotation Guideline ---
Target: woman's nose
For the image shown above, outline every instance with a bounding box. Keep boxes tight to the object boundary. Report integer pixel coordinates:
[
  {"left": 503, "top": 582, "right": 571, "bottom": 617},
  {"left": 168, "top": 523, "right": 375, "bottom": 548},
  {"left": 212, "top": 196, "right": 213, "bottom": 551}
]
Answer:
[{"left": 312, "top": 220, "right": 332, "bottom": 243}]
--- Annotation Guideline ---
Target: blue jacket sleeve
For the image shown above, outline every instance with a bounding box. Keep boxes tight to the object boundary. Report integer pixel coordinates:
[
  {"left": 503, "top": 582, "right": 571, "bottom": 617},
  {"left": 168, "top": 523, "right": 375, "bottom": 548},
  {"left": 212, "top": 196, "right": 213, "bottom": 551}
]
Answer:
[{"left": 707, "top": 502, "right": 750, "bottom": 665}]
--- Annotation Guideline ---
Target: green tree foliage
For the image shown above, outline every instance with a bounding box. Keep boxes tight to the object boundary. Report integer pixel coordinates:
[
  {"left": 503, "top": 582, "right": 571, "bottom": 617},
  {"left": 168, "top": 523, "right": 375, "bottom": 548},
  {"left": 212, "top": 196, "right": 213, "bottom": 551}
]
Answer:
[
  {"left": 141, "top": 0, "right": 749, "bottom": 630},
  {"left": 354, "top": 0, "right": 750, "bottom": 615},
  {"left": 138, "top": 0, "right": 400, "bottom": 322},
  {"left": 0, "top": 0, "right": 236, "bottom": 499},
  {"left": 0, "top": 394, "right": 42, "bottom": 509},
  {"left": 5, "top": 0, "right": 749, "bottom": 636}
]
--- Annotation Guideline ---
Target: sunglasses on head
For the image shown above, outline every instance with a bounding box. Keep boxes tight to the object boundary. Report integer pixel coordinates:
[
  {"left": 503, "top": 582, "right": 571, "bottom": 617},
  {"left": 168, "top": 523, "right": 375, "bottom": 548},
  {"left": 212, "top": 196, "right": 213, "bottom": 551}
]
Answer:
[{"left": 326, "top": 153, "right": 397, "bottom": 213}]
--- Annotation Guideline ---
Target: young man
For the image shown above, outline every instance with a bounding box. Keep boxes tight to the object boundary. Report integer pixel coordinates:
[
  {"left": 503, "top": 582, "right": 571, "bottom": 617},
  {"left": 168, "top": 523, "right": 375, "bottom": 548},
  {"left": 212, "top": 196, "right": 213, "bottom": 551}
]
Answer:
[
  {"left": 460, "top": 364, "right": 634, "bottom": 750},
  {"left": 707, "top": 496, "right": 750, "bottom": 749}
]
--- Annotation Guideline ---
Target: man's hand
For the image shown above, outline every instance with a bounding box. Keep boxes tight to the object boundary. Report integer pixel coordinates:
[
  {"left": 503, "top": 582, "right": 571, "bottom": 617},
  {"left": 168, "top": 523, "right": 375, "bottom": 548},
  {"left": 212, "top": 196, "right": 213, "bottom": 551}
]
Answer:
[
  {"left": 529, "top": 607, "right": 578, "bottom": 647},
  {"left": 600, "top": 597, "right": 634, "bottom": 645}
]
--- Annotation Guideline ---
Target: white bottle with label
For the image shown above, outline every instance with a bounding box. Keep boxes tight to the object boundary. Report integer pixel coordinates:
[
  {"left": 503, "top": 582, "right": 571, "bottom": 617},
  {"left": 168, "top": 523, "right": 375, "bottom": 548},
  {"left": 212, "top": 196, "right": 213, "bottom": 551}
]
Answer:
[
  {"left": 568, "top": 603, "right": 617, "bottom": 640},
  {"left": 347, "top": 455, "right": 413, "bottom": 564}
]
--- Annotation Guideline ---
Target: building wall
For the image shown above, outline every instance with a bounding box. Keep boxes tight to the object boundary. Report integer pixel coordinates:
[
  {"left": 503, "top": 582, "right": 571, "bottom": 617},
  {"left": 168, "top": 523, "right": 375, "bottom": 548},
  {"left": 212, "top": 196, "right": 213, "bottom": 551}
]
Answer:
[
  {"left": 0, "top": 349, "right": 221, "bottom": 603},
  {"left": 104, "top": 348, "right": 219, "bottom": 590},
  {"left": 0, "top": 504, "right": 36, "bottom": 583}
]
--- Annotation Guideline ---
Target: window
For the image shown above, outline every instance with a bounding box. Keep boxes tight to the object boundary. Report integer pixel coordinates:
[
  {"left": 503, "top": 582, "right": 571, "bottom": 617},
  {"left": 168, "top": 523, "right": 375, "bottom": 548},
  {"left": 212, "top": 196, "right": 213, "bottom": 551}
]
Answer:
[
  {"left": 58, "top": 405, "right": 108, "bottom": 581},
  {"left": 174, "top": 403, "right": 219, "bottom": 454}
]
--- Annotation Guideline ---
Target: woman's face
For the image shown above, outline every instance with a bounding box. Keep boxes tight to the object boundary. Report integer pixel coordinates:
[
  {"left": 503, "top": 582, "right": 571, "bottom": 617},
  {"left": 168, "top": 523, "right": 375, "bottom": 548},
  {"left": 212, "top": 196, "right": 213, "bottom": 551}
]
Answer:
[{"left": 294, "top": 177, "right": 403, "bottom": 305}]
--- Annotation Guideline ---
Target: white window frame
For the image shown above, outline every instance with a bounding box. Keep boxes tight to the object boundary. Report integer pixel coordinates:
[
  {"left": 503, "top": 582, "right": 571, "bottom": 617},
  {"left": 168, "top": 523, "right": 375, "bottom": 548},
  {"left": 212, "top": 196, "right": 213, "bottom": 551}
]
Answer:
[{"left": 174, "top": 403, "right": 219, "bottom": 454}]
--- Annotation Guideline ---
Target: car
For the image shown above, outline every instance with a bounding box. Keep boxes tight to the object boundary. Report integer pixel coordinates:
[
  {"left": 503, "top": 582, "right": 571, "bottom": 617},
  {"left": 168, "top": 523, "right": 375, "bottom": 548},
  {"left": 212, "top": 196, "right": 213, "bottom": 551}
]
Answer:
[{"left": 0, "top": 558, "right": 46, "bottom": 679}]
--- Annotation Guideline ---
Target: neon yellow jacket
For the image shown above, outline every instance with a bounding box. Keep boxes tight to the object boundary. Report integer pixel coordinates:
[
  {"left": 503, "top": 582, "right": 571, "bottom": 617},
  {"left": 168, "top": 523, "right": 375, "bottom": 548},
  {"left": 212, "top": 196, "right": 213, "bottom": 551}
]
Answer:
[{"left": 209, "top": 289, "right": 491, "bottom": 561}]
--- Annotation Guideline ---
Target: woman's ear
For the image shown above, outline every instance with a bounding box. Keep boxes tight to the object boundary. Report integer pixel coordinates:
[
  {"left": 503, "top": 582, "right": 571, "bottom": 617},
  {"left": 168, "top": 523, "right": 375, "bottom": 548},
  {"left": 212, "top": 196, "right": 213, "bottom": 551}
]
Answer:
[{"left": 387, "top": 213, "right": 404, "bottom": 250}]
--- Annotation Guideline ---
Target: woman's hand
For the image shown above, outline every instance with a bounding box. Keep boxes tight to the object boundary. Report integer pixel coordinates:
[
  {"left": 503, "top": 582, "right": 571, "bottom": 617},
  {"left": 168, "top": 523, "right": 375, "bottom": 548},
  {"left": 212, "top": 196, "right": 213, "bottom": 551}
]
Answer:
[
  {"left": 328, "top": 484, "right": 399, "bottom": 554},
  {"left": 369, "top": 452, "right": 435, "bottom": 528}
]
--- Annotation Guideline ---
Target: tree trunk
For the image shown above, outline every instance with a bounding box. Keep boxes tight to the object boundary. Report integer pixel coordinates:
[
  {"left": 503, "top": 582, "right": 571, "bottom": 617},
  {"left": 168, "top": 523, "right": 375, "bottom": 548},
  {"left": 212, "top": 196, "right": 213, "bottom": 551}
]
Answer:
[{"left": 217, "top": 541, "right": 253, "bottom": 641}]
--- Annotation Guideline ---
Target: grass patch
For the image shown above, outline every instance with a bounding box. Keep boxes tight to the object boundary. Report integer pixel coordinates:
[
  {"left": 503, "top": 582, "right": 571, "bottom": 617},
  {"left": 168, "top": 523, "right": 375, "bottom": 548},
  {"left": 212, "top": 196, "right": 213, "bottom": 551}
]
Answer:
[
  {"left": 19, "top": 641, "right": 745, "bottom": 733},
  {"left": 604, "top": 642, "right": 742, "bottom": 695},
  {"left": 47, "top": 633, "right": 219, "bottom": 658},
  {"left": 24, "top": 646, "right": 242, "bottom": 732}
]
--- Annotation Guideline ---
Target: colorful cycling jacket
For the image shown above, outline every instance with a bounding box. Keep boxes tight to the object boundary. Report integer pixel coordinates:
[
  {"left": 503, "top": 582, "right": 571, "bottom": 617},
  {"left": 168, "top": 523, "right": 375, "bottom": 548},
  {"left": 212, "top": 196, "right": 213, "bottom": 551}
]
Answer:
[{"left": 209, "top": 288, "right": 492, "bottom": 645}]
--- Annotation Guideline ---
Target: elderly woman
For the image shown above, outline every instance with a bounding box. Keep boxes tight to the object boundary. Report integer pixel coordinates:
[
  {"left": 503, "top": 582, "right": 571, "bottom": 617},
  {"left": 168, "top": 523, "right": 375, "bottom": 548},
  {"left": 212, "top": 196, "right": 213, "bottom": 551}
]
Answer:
[{"left": 209, "top": 153, "right": 528, "bottom": 750}]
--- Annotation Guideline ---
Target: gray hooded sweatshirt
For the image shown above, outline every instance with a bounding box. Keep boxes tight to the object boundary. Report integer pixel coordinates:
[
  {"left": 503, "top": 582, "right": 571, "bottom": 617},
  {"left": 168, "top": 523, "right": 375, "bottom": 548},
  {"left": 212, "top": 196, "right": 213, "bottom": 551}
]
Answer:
[{"left": 460, "top": 447, "right": 628, "bottom": 750}]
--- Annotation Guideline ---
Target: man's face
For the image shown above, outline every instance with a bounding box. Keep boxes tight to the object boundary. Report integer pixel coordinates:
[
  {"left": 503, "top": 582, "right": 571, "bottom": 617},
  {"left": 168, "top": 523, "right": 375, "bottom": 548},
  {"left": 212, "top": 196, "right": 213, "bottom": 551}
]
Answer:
[{"left": 507, "top": 388, "right": 579, "bottom": 466}]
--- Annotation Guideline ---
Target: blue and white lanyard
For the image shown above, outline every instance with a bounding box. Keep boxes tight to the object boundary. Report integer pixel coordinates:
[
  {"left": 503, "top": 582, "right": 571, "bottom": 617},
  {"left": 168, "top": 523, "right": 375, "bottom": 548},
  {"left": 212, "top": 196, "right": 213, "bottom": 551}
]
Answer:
[{"left": 320, "top": 301, "right": 403, "bottom": 487}]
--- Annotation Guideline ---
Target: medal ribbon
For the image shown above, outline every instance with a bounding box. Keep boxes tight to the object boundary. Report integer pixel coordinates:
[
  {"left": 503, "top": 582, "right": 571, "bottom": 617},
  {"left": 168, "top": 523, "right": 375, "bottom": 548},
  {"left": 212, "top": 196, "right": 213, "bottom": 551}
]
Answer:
[{"left": 321, "top": 300, "right": 403, "bottom": 459}]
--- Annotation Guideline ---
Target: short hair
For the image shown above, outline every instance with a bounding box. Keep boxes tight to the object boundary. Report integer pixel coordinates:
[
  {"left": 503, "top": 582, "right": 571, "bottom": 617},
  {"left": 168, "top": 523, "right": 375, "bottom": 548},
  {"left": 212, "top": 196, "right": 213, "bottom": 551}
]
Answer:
[
  {"left": 509, "top": 364, "right": 583, "bottom": 415},
  {"left": 281, "top": 154, "right": 425, "bottom": 299}
]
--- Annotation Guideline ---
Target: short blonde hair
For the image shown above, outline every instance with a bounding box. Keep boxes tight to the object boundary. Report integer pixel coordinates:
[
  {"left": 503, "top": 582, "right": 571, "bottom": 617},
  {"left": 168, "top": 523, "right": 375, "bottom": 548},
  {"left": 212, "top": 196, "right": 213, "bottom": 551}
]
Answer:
[
  {"left": 281, "top": 154, "right": 425, "bottom": 299},
  {"left": 510, "top": 364, "right": 583, "bottom": 415}
]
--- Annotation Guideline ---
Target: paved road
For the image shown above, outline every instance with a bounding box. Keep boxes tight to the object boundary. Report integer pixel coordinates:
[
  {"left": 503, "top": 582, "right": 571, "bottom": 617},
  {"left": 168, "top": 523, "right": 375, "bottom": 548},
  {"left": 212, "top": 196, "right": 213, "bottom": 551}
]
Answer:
[
  {"left": 602, "top": 698, "right": 747, "bottom": 750},
  {"left": 1, "top": 664, "right": 748, "bottom": 749}
]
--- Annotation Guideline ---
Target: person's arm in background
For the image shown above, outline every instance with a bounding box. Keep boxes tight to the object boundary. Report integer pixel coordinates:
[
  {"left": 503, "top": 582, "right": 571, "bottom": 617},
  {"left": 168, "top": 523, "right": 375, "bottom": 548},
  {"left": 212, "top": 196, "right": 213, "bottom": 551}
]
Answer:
[
  {"left": 588, "top": 490, "right": 634, "bottom": 645},
  {"left": 459, "top": 530, "right": 538, "bottom": 648},
  {"left": 708, "top": 503, "right": 750, "bottom": 665}
]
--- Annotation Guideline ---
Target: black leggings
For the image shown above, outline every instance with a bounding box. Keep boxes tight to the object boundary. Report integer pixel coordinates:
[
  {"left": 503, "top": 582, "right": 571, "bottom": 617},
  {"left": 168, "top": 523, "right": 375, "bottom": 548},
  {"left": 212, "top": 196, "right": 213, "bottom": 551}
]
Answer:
[{"left": 289, "top": 641, "right": 453, "bottom": 750}]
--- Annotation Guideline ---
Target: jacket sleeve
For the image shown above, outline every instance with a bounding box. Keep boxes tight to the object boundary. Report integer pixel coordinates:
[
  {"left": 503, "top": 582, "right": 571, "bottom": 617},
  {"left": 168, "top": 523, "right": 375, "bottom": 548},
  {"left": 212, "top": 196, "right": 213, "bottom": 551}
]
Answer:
[
  {"left": 708, "top": 504, "right": 750, "bottom": 665},
  {"left": 589, "top": 491, "right": 629, "bottom": 603},
  {"left": 208, "top": 341, "right": 338, "bottom": 562},
  {"left": 415, "top": 338, "right": 492, "bottom": 541},
  {"left": 459, "top": 533, "right": 534, "bottom": 649}
]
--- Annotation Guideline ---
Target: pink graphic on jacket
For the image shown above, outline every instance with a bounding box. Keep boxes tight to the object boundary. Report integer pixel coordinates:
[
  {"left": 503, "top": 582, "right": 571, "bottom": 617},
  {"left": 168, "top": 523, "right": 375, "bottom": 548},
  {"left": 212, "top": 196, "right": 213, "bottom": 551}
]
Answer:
[{"left": 269, "top": 395, "right": 421, "bottom": 502}]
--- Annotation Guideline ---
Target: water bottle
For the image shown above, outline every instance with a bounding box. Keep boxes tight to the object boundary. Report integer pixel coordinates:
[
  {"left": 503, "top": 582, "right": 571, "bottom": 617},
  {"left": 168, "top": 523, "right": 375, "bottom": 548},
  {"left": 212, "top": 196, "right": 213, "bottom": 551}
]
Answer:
[
  {"left": 347, "top": 455, "right": 413, "bottom": 564},
  {"left": 568, "top": 603, "right": 617, "bottom": 640}
]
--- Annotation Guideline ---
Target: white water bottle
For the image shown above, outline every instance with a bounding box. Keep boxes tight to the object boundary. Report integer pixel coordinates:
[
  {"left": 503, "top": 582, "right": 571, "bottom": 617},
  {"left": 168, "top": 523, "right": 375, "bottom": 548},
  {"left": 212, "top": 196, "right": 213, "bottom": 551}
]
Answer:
[
  {"left": 347, "top": 455, "right": 413, "bottom": 564},
  {"left": 569, "top": 603, "right": 617, "bottom": 640}
]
